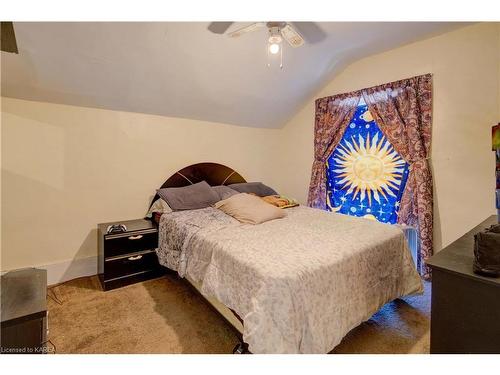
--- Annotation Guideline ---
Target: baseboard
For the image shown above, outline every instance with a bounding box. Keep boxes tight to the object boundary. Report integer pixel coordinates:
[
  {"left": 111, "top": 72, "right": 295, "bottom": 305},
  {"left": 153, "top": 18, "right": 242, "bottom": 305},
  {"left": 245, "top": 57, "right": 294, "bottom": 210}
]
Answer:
[{"left": 38, "top": 256, "right": 98, "bottom": 286}]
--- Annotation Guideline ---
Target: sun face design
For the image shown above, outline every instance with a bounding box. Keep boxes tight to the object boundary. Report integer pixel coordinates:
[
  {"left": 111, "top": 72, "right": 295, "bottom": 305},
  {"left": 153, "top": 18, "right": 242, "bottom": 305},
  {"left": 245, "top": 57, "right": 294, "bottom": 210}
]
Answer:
[{"left": 332, "top": 131, "right": 406, "bottom": 206}]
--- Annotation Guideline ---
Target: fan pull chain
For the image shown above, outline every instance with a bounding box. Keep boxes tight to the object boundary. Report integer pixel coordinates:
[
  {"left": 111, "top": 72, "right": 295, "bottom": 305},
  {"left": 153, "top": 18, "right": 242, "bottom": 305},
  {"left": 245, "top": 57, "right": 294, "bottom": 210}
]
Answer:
[
  {"left": 267, "top": 44, "right": 270, "bottom": 68},
  {"left": 280, "top": 44, "right": 283, "bottom": 69}
]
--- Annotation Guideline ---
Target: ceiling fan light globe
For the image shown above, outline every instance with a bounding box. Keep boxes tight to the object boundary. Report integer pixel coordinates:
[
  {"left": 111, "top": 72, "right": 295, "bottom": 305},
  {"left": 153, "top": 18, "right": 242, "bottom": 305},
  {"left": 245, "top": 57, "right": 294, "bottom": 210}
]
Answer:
[
  {"left": 269, "top": 43, "right": 280, "bottom": 54},
  {"left": 268, "top": 35, "right": 282, "bottom": 44}
]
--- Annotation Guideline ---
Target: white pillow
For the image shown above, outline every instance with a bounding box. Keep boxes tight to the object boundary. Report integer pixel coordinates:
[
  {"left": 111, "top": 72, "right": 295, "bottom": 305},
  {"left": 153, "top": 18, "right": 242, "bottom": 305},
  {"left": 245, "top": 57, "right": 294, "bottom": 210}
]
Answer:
[{"left": 145, "top": 198, "right": 173, "bottom": 218}]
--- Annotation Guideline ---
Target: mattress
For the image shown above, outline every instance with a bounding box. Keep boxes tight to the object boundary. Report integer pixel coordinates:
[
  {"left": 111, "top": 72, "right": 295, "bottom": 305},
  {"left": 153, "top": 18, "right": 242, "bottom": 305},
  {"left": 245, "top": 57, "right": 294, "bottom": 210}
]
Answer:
[{"left": 156, "top": 206, "right": 423, "bottom": 353}]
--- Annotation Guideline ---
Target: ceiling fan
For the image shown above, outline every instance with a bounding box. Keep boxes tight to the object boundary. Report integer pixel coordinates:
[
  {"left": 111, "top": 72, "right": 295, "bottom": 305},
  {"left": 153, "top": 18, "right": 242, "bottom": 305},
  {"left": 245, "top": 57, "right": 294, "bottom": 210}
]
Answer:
[
  {"left": 208, "top": 22, "right": 325, "bottom": 69},
  {"left": 1, "top": 22, "right": 19, "bottom": 54}
]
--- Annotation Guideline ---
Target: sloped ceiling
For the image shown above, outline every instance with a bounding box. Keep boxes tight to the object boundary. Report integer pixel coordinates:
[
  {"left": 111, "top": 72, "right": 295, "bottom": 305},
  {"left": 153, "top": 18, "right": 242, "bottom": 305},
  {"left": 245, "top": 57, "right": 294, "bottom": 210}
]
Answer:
[{"left": 1, "top": 22, "right": 467, "bottom": 128}]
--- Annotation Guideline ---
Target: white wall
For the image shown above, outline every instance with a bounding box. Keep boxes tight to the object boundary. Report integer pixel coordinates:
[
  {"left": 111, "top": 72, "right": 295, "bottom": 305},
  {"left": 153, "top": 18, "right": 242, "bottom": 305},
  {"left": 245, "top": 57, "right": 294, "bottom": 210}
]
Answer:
[
  {"left": 278, "top": 22, "right": 500, "bottom": 252},
  {"left": 1, "top": 98, "right": 280, "bottom": 274},
  {"left": 2, "top": 23, "right": 499, "bottom": 279}
]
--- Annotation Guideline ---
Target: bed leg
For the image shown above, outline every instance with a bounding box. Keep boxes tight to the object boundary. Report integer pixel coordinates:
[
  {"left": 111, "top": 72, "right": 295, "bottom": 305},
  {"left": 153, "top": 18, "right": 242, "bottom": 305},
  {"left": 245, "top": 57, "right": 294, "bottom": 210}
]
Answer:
[{"left": 232, "top": 342, "right": 249, "bottom": 354}]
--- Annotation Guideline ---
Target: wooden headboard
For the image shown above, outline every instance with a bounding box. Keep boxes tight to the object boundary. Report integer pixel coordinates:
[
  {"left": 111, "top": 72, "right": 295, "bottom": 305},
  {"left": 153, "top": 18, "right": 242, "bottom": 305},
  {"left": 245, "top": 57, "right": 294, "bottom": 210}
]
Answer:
[{"left": 149, "top": 162, "right": 246, "bottom": 209}]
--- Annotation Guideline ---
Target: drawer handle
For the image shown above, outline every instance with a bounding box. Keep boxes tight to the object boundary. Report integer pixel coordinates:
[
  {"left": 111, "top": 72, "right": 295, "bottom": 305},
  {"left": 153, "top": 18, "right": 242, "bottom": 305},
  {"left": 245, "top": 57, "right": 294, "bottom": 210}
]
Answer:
[
  {"left": 127, "top": 255, "right": 143, "bottom": 261},
  {"left": 128, "top": 235, "right": 143, "bottom": 240}
]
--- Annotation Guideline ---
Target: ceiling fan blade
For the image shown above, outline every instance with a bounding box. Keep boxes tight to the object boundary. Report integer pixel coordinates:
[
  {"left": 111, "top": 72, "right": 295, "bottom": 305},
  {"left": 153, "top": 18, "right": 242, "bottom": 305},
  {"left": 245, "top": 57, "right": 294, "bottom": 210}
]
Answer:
[
  {"left": 281, "top": 24, "right": 305, "bottom": 48},
  {"left": 227, "top": 22, "right": 265, "bottom": 38},
  {"left": 1, "top": 22, "right": 18, "bottom": 54},
  {"left": 207, "top": 22, "right": 233, "bottom": 35},
  {"left": 290, "top": 22, "right": 327, "bottom": 44}
]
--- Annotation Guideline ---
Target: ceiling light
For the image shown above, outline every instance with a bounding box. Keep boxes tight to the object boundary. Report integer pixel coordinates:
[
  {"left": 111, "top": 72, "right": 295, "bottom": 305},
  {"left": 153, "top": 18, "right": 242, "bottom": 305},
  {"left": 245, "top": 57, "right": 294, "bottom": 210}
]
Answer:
[
  {"left": 267, "top": 27, "right": 283, "bottom": 69},
  {"left": 269, "top": 43, "right": 280, "bottom": 54}
]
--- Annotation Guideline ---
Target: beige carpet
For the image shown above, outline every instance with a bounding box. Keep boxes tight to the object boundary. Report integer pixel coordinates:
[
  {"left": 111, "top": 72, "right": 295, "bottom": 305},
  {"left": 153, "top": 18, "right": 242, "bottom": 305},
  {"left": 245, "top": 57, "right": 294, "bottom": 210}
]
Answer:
[{"left": 47, "top": 274, "right": 431, "bottom": 354}]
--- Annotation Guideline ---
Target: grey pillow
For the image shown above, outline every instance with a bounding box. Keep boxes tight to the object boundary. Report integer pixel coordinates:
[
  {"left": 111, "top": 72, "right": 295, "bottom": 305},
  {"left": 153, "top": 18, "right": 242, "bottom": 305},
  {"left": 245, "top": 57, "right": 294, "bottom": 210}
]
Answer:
[
  {"left": 212, "top": 185, "right": 239, "bottom": 201},
  {"left": 228, "top": 182, "right": 278, "bottom": 197},
  {"left": 157, "top": 181, "right": 219, "bottom": 211}
]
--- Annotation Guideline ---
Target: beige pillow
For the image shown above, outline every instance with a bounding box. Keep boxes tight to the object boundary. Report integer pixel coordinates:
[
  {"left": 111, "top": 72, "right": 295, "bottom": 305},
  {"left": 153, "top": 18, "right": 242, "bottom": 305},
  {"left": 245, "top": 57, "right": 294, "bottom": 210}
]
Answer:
[{"left": 214, "top": 193, "right": 286, "bottom": 224}]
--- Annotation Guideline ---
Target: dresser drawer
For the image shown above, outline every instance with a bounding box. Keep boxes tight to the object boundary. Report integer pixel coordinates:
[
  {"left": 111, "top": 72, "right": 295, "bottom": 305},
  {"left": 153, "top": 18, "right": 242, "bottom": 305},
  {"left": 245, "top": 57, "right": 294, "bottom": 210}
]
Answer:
[
  {"left": 104, "top": 231, "right": 158, "bottom": 258},
  {"left": 104, "top": 250, "right": 160, "bottom": 281}
]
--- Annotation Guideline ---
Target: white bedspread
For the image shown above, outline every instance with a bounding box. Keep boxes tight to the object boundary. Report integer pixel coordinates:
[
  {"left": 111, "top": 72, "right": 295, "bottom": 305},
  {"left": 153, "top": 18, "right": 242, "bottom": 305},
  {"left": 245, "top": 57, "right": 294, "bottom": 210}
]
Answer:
[{"left": 156, "top": 206, "right": 423, "bottom": 353}]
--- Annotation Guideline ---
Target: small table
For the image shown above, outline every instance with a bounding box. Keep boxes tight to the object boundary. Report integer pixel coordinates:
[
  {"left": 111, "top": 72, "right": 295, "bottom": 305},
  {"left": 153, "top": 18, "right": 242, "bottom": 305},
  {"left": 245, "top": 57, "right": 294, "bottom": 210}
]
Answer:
[
  {"left": 427, "top": 215, "right": 500, "bottom": 354},
  {"left": 1, "top": 268, "right": 48, "bottom": 354}
]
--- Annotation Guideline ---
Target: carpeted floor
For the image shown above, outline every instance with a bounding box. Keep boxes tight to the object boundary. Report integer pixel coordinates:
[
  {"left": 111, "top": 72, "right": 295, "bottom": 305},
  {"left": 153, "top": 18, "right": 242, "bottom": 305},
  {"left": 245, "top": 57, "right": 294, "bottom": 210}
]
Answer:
[{"left": 47, "top": 274, "right": 431, "bottom": 354}]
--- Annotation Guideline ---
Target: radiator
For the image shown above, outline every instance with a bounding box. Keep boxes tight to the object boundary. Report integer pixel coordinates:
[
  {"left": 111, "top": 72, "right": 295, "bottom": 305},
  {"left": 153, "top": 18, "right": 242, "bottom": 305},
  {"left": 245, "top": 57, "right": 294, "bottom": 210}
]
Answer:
[{"left": 399, "top": 225, "right": 419, "bottom": 270}]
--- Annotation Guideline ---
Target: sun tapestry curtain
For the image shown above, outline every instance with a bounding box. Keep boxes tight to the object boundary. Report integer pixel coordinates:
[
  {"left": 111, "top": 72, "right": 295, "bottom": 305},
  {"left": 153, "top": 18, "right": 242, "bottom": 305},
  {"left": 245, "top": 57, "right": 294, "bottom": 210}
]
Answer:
[
  {"left": 308, "top": 93, "right": 361, "bottom": 210},
  {"left": 307, "top": 74, "right": 433, "bottom": 279}
]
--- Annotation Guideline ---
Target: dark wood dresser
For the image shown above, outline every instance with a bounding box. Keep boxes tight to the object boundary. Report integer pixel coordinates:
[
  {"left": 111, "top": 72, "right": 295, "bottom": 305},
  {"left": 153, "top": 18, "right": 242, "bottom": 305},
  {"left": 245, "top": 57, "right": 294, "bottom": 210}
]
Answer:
[
  {"left": 427, "top": 215, "right": 500, "bottom": 354},
  {"left": 1, "top": 268, "right": 48, "bottom": 354},
  {"left": 98, "top": 218, "right": 165, "bottom": 291}
]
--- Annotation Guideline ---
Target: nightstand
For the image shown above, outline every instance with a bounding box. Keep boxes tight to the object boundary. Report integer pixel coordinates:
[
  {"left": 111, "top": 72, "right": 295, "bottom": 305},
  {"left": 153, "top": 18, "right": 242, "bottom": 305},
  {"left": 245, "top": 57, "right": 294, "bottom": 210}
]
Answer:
[{"left": 98, "top": 219, "right": 164, "bottom": 291}]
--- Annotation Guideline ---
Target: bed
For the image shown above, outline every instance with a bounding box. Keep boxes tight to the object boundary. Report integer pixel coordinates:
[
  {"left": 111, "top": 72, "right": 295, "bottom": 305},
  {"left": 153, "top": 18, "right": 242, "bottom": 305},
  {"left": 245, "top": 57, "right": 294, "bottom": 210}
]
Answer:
[{"left": 151, "top": 163, "right": 423, "bottom": 354}]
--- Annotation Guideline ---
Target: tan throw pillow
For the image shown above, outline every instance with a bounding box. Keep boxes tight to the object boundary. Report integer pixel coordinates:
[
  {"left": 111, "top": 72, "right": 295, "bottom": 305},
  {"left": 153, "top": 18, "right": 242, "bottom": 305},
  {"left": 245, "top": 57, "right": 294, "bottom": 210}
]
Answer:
[
  {"left": 214, "top": 193, "right": 286, "bottom": 224},
  {"left": 261, "top": 195, "right": 299, "bottom": 209}
]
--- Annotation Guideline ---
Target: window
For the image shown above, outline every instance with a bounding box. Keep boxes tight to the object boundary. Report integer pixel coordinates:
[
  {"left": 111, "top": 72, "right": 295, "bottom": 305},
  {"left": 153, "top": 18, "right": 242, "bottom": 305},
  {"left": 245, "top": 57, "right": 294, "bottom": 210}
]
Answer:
[{"left": 326, "top": 103, "right": 409, "bottom": 224}]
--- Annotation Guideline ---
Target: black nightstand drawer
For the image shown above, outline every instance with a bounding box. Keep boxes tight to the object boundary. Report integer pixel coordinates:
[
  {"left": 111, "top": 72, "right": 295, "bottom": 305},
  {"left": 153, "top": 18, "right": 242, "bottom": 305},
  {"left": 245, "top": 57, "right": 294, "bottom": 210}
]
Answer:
[
  {"left": 104, "top": 250, "right": 160, "bottom": 280},
  {"left": 104, "top": 231, "right": 158, "bottom": 258},
  {"left": 101, "top": 270, "right": 165, "bottom": 291}
]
